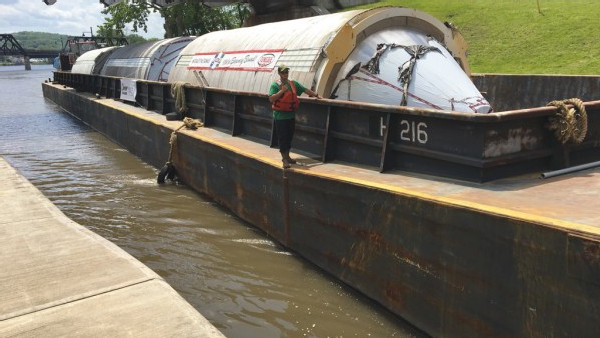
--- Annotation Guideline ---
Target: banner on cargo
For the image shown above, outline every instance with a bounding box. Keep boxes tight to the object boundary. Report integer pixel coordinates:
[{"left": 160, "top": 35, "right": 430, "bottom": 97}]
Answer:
[
  {"left": 120, "top": 78, "right": 137, "bottom": 102},
  {"left": 187, "top": 49, "right": 283, "bottom": 72}
]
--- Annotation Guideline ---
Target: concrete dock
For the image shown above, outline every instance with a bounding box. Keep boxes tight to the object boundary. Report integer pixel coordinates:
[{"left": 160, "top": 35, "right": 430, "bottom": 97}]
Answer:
[{"left": 0, "top": 157, "right": 224, "bottom": 337}]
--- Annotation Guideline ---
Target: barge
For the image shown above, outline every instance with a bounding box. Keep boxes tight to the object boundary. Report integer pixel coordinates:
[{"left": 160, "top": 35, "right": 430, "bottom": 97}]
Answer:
[{"left": 43, "top": 7, "right": 600, "bottom": 337}]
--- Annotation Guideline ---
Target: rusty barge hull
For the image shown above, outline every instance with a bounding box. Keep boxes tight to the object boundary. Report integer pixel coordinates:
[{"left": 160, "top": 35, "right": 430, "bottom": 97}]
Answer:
[{"left": 42, "top": 73, "right": 600, "bottom": 337}]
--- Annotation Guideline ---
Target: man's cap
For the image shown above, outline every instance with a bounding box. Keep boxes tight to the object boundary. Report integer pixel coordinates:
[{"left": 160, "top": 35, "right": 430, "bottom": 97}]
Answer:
[{"left": 278, "top": 64, "right": 290, "bottom": 72}]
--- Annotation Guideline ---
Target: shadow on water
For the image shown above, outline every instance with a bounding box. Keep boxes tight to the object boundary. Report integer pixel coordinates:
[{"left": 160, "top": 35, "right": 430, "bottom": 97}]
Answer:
[{"left": 0, "top": 65, "right": 426, "bottom": 337}]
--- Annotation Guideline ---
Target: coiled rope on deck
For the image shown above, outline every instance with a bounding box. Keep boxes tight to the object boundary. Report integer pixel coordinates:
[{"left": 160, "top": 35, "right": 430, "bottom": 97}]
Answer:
[
  {"left": 171, "top": 81, "right": 189, "bottom": 113},
  {"left": 546, "top": 98, "right": 588, "bottom": 144},
  {"left": 158, "top": 117, "right": 204, "bottom": 183}
]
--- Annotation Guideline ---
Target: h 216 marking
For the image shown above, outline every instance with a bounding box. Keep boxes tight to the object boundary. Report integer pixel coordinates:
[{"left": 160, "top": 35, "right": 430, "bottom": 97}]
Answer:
[{"left": 380, "top": 118, "right": 429, "bottom": 144}]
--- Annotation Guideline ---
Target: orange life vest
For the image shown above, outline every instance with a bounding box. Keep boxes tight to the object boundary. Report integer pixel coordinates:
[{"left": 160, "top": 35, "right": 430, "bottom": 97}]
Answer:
[{"left": 272, "top": 80, "right": 300, "bottom": 112}]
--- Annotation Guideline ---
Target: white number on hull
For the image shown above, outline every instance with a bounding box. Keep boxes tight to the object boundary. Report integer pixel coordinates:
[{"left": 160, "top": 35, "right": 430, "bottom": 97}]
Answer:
[{"left": 400, "top": 120, "right": 428, "bottom": 144}]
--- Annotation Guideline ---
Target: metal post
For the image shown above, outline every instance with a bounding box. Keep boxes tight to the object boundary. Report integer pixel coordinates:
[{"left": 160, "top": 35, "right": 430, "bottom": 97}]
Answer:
[{"left": 540, "top": 160, "right": 600, "bottom": 179}]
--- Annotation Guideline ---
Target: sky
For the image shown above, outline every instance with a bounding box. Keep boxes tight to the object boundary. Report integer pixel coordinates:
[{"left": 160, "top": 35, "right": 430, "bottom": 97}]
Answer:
[{"left": 0, "top": 0, "right": 166, "bottom": 39}]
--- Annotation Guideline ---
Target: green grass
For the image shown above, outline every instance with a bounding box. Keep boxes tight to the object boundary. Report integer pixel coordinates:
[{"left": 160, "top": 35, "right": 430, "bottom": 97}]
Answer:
[{"left": 349, "top": 0, "right": 600, "bottom": 75}]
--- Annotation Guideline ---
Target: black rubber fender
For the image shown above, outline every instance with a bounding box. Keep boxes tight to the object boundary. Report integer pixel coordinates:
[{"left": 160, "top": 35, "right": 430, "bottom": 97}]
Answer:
[
  {"left": 166, "top": 165, "right": 177, "bottom": 180},
  {"left": 166, "top": 112, "right": 183, "bottom": 121},
  {"left": 157, "top": 163, "right": 176, "bottom": 184}
]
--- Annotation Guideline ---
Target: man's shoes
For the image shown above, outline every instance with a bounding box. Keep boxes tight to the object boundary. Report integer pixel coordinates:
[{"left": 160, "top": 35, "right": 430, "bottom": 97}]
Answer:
[
  {"left": 282, "top": 158, "right": 291, "bottom": 169},
  {"left": 283, "top": 152, "right": 297, "bottom": 164}
]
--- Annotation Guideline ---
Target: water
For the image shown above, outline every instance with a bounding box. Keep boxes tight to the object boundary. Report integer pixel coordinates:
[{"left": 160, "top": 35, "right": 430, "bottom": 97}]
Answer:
[{"left": 0, "top": 65, "right": 425, "bottom": 337}]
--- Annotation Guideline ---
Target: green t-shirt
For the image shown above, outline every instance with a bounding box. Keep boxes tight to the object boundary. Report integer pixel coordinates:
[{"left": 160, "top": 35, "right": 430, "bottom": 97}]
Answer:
[{"left": 269, "top": 79, "right": 307, "bottom": 120}]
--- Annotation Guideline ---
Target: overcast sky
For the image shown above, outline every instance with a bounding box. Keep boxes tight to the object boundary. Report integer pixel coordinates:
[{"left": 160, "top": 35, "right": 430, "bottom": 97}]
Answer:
[{"left": 0, "top": 0, "right": 165, "bottom": 39}]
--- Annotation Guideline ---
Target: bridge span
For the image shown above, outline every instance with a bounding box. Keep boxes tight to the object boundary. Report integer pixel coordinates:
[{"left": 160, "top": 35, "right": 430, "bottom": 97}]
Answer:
[
  {"left": 1, "top": 34, "right": 128, "bottom": 71},
  {"left": 1, "top": 34, "right": 61, "bottom": 70}
]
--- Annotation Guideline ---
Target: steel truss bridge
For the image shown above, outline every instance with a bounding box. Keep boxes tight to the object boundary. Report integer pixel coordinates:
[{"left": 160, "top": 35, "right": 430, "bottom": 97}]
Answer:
[
  {"left": 1, "top": 34, "right": 129, "bottom": 70},
  {"left": 1, "top": 34, "right": 129, "bottom": 59},
  {"left": 0, "top": 34, "right": 60, "bottom": 59}
]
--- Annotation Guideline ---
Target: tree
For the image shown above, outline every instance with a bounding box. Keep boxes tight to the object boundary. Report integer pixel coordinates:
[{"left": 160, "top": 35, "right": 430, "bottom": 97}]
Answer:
[
  {"left": 97, "top": 1, "right": 153, "bottom": 38},
  {"left": 162, "top": 1, "right": 249, "bottom": 37},
  {"left": 127, "top": 33, "right": 151, "bottom": 45},
  {"left": 97, "top": 0, "right": 250, "bottom": 39}
]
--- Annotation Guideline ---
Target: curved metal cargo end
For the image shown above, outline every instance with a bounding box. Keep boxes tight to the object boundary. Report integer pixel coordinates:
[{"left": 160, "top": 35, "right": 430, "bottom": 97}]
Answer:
[
  {"left": 318, "top": 6, "right": 471, "bottom": 96},
  {"left": 71, "top": 46, "right": 120, "bottom": 75},
  {"left": 101, "top": 37, "right": 195, "bottom": 81}
]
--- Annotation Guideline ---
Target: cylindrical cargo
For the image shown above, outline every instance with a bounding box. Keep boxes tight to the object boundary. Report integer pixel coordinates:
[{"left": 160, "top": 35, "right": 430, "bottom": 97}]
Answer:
[
  {"left": 101, "top": 37, "right": 195, "bottom": 81},
  {"left": 169, "top": 7, "right": 491, "bottom": 113},
  {"left": 71, "top": 46, "right": 120, "bottom": 75},
  {"left": 146, "top": 36, "right": 196, "bottom": 82}
]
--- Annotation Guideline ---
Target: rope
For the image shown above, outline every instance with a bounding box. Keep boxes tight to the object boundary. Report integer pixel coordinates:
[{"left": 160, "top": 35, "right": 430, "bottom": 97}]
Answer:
[
  {"left": 170, "top": 81, "right": 189, "bottom": 113},
  {"left": 546, "top": 98, "right": 588, "bottom": 144},
  {"left": 397, "top": 45, "right": 440, "bottom": 106},
  {"left": 362, "top": 43, "right": 389, "bottom": 74},
  {"left": 166, "top": 117, "right": 204, "bottom": 164},
  {"left": 330, "top": 62, "right": 362, "bottom": 99}
]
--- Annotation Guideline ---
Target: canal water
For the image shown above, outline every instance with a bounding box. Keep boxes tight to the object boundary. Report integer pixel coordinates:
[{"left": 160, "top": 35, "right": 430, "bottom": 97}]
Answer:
[{"left": 0, "top": 65, "right": 425, "bottom": 337}]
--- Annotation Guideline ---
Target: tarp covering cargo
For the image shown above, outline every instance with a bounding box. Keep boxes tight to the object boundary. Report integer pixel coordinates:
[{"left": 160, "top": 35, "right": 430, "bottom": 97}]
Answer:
[
  {"left": 169, "top": 6, "right": 491, "bottom": 113},
  {"left": 332, "top": 29, "right": 491, "bottom": 112}
]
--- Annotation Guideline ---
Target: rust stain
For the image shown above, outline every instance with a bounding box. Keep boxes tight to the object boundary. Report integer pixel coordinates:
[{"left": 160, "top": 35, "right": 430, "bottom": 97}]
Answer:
[
  {"left": 582, "top": 240, "right": 600, "bottom": 268},
  {"left": 445, "top": 304, "right": 497, "bottom": 337},
  {"left": 383, "top": 280, "right": 408, "bottom": 309},
  {"left": 235, "top": 181, "right": 244, "bottom": 201}
]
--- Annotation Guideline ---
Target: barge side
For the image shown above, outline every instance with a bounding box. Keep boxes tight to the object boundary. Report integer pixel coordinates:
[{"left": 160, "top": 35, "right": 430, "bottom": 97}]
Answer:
[{"left": 42, "top": 81, "right": 600, "bottom": 337}]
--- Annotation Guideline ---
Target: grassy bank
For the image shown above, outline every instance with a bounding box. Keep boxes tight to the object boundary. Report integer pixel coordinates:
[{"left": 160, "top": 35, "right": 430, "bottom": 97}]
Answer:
[{"left": 351, "top": 0, "right": 599, "bottom": 75}]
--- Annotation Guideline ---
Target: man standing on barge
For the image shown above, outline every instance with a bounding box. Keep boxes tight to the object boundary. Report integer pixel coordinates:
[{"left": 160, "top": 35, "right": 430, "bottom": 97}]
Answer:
[{"left": 269, "top": 64, "right": 321, "bottom": 169}]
